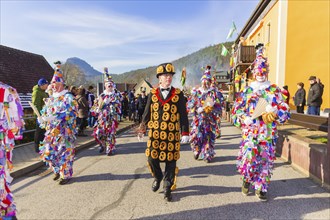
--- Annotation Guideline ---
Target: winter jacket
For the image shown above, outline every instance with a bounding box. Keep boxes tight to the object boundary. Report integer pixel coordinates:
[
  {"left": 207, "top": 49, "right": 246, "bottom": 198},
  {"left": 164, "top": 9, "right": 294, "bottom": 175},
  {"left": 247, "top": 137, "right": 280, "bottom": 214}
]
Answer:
[
  {"left": 137, "top": 95, "right": 148, "bottom": 111},
  {"left": 307, "top": 83, "right": 322, "bottom": 107},
  {"left": 86, "top": 91, "right": 95, "bottom": 109},
  {"left": 31, "top": 85, "right": 48, "bottom": 115},
  {"left": 75, "top": 95, "right": 89, "bottom": 118},
  {"left": 294, "top": 88, "right": 306, "bottom": 106}
]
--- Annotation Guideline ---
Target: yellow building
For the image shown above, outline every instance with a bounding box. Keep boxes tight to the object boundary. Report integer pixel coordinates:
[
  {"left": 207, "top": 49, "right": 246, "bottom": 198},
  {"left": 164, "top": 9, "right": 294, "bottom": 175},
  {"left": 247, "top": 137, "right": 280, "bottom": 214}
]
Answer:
[{"left": 233, "top": 0, "right": 329, "bottom": 113}]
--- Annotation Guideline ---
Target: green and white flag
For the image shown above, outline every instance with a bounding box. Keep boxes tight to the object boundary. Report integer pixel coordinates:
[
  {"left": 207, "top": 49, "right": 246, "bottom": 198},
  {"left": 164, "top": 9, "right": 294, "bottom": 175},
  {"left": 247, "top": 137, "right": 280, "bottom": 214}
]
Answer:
[
  {"left": 226, "top": 21, "right": 237, "bottom": 39},
  {"left": 221, "top": 44, "right": 229, "bottom": 56}
]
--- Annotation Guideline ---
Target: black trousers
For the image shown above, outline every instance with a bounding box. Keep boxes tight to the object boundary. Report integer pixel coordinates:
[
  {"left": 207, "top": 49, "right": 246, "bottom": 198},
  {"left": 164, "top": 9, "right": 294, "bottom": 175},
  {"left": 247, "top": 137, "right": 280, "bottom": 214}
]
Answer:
[
  {"left": 77, "top": 117, "right": 87, "bottom": 132},
  {"left": 296, "top": 105, "right": 305, "bottom": 114},
  {"left": 148, "top": 157, "right": 176, "bottom": 188},
  {"left": 34, "top": 123, "right": 46, "bottom": 153},
  {"left": 138, "top": 109, "right": 144, "bottom": 123}
]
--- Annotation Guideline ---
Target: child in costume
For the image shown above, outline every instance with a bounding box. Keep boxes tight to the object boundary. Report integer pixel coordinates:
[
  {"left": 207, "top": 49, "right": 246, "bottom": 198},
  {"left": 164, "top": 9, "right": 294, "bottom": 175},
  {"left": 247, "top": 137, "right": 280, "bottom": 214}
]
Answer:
[
  {"left": 0, "top": 82, "right": 24, "bottom": 219},
  {"left": 38, "top": 62, "right": 77, "bottom": 185},
  {"left": 232, "top": 44, "right": 290, "bottom": 201},
  {"left": 187, "top": 65, "right": 223, "bottom": 163},
  {"left": 92, "top": 68, "right": 121, "bottom": 156}
]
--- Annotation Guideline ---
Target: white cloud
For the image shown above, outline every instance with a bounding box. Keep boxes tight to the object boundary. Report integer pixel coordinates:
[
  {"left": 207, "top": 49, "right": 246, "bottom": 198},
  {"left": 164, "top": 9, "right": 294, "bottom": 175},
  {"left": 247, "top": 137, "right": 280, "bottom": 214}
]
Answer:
[{"left": 1, "top": 1, "right": 259, "bottom": 74}]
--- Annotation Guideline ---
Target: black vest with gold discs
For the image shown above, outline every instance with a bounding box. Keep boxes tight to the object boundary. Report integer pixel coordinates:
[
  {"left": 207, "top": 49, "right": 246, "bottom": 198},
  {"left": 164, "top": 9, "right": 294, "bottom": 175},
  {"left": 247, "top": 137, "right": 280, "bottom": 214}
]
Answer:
[{"left": 142, "top": 87, "right": 189, "bottom": 162}]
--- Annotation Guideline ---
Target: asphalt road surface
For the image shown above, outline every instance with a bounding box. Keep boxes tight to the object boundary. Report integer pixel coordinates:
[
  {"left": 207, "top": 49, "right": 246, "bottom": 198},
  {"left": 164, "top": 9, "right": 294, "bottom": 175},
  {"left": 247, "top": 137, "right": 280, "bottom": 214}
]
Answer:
[{"left": 11, "top": 122, "right": 330, "bottom": 219}]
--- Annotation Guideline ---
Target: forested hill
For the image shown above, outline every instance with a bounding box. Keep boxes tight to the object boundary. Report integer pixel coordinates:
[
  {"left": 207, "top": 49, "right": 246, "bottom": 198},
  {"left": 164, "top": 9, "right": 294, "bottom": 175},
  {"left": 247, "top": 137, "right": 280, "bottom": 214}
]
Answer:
[{"left": 113, "top": 41, "right": 233, "bottom": 88}]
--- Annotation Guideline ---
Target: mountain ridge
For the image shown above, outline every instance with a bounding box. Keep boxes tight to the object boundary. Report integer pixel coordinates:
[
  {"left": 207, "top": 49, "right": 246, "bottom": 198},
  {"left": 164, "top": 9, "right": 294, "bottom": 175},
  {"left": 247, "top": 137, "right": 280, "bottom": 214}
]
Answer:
[{"left": 66, "top": 41, "right": 233, "bottom": 88}]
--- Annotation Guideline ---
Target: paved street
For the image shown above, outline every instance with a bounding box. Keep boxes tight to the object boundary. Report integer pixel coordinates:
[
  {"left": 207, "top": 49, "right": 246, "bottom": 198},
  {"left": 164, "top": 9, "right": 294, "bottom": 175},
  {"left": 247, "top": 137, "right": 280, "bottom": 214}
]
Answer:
[{"left": 11, "top": 122, "right": 330, "bottom": 219}]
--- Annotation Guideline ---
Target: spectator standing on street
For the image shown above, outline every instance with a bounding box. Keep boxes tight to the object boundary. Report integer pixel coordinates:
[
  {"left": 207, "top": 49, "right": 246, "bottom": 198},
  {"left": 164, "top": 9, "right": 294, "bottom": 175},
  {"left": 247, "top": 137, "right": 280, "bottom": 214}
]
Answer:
[
  {"left": 128, "top": 89, "right": 135, "bottom": 104},
  {"left": 293, "top": 82, "right": 306, "bottom": 113},
  {"left": 137, "top": 89, "right": 148, "bottom": 123},
  {"left": 316, "top": 78, "right": 324, "bottom": 115},
  {"left": 282, "top": 85, "right": 290, "bottom": 105},
  {"left": 307, "top": 76, "right": 322, "bottom": 115},
  {"left": 76, "top": 87, "right": 89, "bottom": 136},
  {"left": 137, "top": 62, "right": 189, "bottom": 202},
  {"left": 38, "top": 62, "right": 77, "bottom": 185},
  {"left": 0, "top": 82, "right": 24, "bottom": 219},
  {"left": 32, "top": 78, "right": 49, "bottom": 153},
  {"left": 86, "top": 86, "right": 96, "bottom": 127},
  {"left": 129, "top": 97, "right": 137, "bottom": 121},
  {"left": 128, "top": 89, "right": 136, "bottom": 120},
  {"left": 69, "top": 86, "right": 77, "bottom": 97},
  {"left": 121, "top": 92, "right": 129, "bottom": 120}
]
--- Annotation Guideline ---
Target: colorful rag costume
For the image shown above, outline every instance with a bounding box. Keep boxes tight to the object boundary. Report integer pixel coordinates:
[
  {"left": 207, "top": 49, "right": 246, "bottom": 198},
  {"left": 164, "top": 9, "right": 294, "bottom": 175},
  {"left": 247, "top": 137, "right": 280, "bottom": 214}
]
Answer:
[
  {"left": 92, "top": 68, "right": 121, "bottom": 155},
  {"left": 211, "top": 75, "right": 225, "bottom": 138},
  {"left": 187, "top": 69, "right": 223, "bottom": 162},
  {"left": 0, "top": 82, "right": 24, "bottom": 218},
  {"left": 39, "top": 64, "right": 77, "bottom": 181},
  {"left": 232, "top": 46, "right": 290, "bottom": 193}
]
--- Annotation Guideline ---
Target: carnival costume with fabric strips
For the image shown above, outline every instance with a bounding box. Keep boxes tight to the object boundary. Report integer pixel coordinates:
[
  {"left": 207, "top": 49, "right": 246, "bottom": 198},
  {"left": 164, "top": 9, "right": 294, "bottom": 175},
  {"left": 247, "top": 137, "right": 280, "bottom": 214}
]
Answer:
[
  {"left": 39, "top": 62, "right": 77, "bottom": 184},
  {"left": 140, "top": 63, "right": 189, "bottom": 202},
  {"left": 231, "top": 44, "right": 290, "bottom": 201},
  {"left": 187, "top": 66, "right": 223, "bottom": 162},
  {"left": 92, "top": 68, "right": 121, "bottom": 155},
  {"left": 0, "top": 82, "right": 24, "bottom": 218},
  {"left": 211, "top": 75, "right": 225, "bottom": 138}
]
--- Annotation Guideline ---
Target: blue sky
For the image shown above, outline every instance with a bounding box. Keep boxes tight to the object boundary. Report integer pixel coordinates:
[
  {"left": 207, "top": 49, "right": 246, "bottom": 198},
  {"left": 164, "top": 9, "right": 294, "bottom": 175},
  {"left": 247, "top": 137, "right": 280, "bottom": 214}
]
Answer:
[{"left": 0, "top": 0, "right": 259, "bottom": 74}]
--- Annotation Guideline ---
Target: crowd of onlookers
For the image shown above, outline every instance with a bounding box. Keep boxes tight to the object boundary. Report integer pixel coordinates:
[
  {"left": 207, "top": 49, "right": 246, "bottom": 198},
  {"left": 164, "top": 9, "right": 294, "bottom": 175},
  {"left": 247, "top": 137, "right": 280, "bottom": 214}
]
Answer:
[
  {"left": 280, "top": 76, "right": 324, "bottom": 115},
  {"left": 285, "top": 75, "right": 324, "bottom": 115}
]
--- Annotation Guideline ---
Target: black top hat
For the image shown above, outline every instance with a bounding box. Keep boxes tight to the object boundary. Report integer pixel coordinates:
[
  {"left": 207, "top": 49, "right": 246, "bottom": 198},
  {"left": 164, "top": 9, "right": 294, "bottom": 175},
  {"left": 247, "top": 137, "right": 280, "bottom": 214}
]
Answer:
[
  {"left": 255, "top": 43, "right": 264, "bottom": 50},
  {"left": 156, "top": 63, "right": 175, "bottom": 78},
  {"left": 308, "top": 76, "right": 316, "bottom": 80}
]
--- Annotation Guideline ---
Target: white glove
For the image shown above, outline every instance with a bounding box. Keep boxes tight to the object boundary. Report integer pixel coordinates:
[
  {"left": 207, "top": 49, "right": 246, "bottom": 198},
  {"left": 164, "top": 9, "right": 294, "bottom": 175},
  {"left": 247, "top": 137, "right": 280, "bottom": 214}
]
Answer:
[
  {"left": 266, "top": 104, "right": 278, "bottom": 114},
  {"left": 197, "top": 107, "right": 204, "bottom": 114},
  {"left": 37, "top": 117, "right": 44, "bottom": 124},
  {"left": 137, "top": 133, "right": 144, "bottom": 142},
  {"left": 43, "top": 115, "right": 56, "bottom": 122},
  {"left": 181, "top": 135, "right": 190, "bottom": 144},
  {"left": 243, "top": 116, "right": 253, "bottom": 126}
]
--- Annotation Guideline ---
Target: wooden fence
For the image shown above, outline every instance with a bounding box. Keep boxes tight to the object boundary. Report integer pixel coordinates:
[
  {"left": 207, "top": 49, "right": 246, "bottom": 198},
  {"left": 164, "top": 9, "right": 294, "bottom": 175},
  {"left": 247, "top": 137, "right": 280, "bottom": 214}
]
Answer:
[{"left": 288, "top": 113, "right": 329, "bottom": 132}]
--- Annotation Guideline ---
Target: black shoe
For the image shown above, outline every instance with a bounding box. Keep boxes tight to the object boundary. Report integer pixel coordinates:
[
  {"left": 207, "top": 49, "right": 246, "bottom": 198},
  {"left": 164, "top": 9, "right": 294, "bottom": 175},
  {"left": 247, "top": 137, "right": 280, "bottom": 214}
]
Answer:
[
  {"left": 59, "top": 178, "right": 70, "bottom": 185},
  {"left": 53, "top": 173, "right": 60, "bottom": 181},
  {"left": 11, "top": 216, "right": 18, "bottom": 220},
  {"left": 164, "top": 187, "right": 172, "bottom": 202},
  {"left": 255, "top": 190, "right": 267, "bottom": 201},
  {"left": 152, "top": 180, "right": 161, "bottom": 192},
  {"left": 107, "top": 150, "right": 114, "bottom": 156},
  {"left": 194, "top": 152, "right": 200, "bottom": 160},
  {"left": 242, "top": 182, "right": 250, "bottom": 195},
  {"left": 99, "top": 146, "right": 105, "bottom": 153}
]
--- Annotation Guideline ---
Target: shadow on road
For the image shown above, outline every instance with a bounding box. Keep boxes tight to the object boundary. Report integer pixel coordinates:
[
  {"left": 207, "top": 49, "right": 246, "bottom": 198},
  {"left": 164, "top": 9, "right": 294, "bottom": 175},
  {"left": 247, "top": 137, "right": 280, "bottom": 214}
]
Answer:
[
  {"left": 137, "top": 197, "right": 329, "bottom": 219},
  {"left": 173, "top": 185, "right": 240, "bottom": 201}
]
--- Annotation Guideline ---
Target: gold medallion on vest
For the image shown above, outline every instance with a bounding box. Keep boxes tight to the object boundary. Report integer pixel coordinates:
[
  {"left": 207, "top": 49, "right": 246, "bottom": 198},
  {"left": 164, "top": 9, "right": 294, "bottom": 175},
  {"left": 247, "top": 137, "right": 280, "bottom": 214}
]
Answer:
[{"left": 145, "top": 88, "right": 182, "bottom": 162}]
